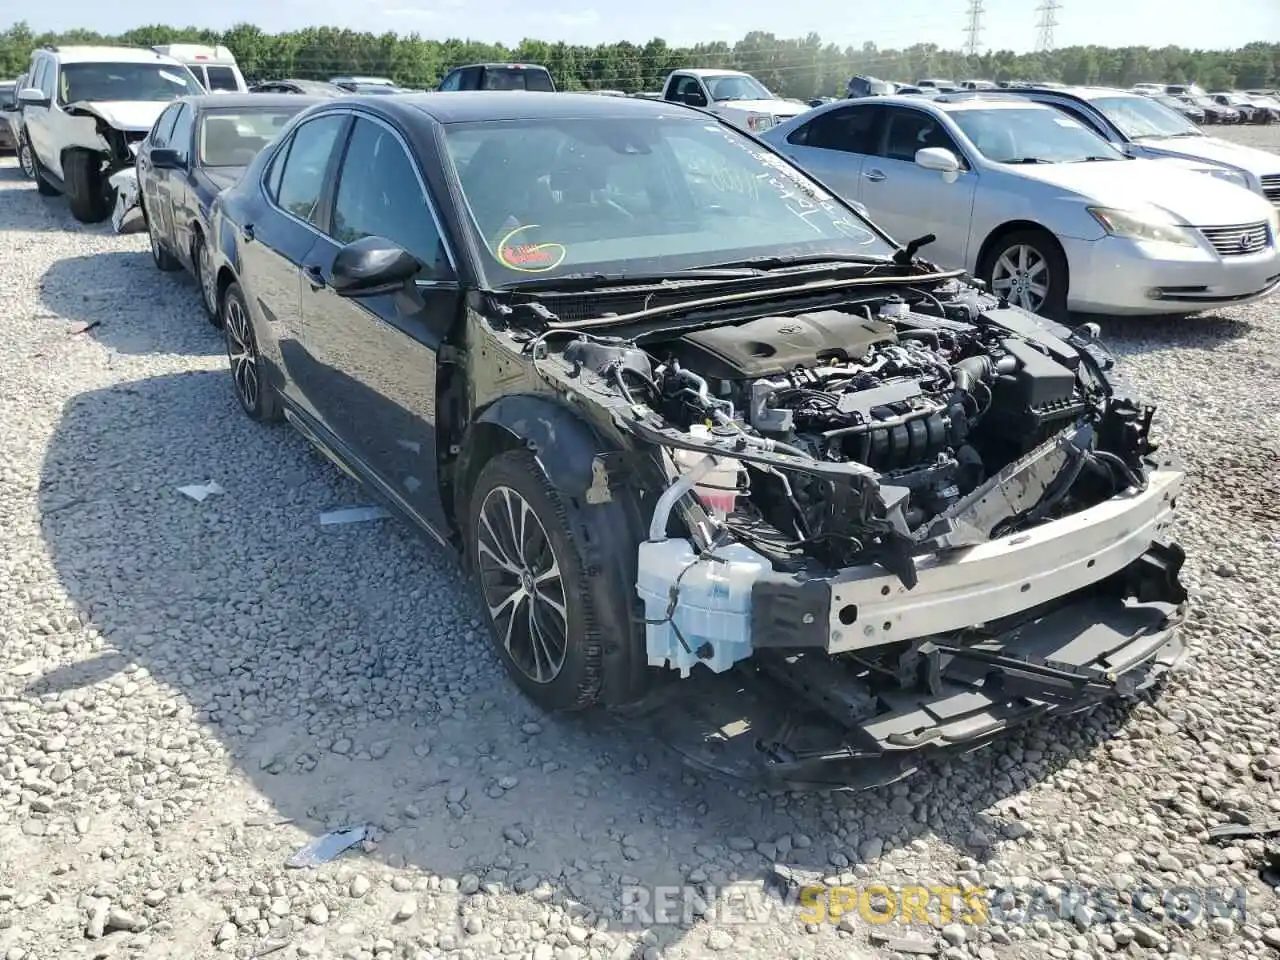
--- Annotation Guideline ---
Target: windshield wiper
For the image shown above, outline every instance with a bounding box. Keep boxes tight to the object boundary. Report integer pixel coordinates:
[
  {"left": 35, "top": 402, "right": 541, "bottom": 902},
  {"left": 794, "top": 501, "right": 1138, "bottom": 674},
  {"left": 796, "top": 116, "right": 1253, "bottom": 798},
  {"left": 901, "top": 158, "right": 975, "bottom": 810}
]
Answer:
[
  {"left": 704, "top": 253, "right": 895, "bottom": 270},
  {"left": 501, "top": 267, "right": 763, "bottom": 292},
  {"left": 1071, "top": 155, "right": 1120, "bottom": 162},
  {"left": 1002, "top": 157, "right": 1053, "bottom": 164}
]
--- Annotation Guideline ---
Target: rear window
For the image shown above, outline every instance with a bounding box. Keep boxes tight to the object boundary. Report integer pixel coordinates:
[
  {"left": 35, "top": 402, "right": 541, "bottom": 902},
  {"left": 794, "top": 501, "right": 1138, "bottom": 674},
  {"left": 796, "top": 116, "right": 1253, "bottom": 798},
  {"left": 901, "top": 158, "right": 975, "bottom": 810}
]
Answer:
[
  {"left": 482, "top": 68, "right": 555, "bottom": 92},
  {"left": 205, "top": 66, "right": 240, "bottom": 92}
]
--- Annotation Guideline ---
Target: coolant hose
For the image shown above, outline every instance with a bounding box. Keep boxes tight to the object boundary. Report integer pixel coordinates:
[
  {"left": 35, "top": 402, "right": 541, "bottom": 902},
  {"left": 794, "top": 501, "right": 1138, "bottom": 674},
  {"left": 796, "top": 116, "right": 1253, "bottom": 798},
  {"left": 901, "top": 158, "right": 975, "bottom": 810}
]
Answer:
[{"left": 649, "top": 454, "right": 716, "bottom": 542}]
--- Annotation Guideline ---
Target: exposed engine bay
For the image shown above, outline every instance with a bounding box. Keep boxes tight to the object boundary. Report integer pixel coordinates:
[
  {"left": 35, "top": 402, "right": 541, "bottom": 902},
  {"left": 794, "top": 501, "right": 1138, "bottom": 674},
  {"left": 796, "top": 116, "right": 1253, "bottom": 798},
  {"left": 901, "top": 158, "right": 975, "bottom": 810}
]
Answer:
[{"left": 553, "top": 283, "right": 1161, "bottom": 577}]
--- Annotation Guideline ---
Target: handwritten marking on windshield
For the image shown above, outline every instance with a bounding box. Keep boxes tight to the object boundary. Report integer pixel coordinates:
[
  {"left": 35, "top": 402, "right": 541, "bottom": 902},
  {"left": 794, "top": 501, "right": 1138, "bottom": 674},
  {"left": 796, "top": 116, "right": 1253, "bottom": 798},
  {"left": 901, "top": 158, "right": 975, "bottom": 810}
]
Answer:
[{"left": 495, "top": 224, "right": 567, "bottom": 273}]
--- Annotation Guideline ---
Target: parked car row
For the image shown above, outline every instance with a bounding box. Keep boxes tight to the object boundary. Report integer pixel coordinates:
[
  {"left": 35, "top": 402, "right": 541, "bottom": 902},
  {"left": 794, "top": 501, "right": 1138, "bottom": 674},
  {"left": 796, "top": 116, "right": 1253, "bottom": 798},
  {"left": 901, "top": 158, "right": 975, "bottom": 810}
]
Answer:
[
  {"left": 0, "top": 70, "right": 1245, "bottom": 785},
  {"left": 1130, "top": 83, "right": 1279, "bottom": 124}
]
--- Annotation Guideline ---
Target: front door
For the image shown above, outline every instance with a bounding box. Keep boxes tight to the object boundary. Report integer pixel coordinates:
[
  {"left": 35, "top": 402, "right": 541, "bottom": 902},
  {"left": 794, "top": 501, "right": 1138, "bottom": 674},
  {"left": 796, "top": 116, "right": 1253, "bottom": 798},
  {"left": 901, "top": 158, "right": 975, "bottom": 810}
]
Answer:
[
  {"left": 156, "top": 102, "right": 195, "bottom": 258},
  {"left": 242, "top": 112, "right": 350, "bottom": 420},
  {"left": 858, "top": 105, "right": 978, "bottom": 267},
  {"left": 297, "top": 113, "right": 460, "bottom": 530}
]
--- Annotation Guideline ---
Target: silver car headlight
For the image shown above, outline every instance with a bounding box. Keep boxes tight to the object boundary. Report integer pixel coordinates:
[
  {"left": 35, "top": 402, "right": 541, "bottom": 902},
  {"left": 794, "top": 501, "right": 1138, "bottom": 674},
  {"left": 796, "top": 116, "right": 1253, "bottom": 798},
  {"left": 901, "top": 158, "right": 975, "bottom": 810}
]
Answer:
[
  {"left": 745, "top": 113, "right": 776, "bottom": 133},
  {"left": 1203, "top": 166, "right": 1252, "bottom": 190},
  {"left": 1087, "top": 205, "right": 1197, "bottom": 247}
]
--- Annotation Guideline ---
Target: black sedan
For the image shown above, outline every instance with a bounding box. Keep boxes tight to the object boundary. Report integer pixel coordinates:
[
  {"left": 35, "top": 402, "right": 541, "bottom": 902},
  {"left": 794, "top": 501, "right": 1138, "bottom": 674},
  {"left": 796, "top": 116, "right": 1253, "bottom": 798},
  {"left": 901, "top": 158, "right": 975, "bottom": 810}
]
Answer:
[
  {"left": 137, "top": 93, "right": 322, "bottom": 322},
  {"left": 201, "top": 92, "right": 1187, "bottom": 787}
]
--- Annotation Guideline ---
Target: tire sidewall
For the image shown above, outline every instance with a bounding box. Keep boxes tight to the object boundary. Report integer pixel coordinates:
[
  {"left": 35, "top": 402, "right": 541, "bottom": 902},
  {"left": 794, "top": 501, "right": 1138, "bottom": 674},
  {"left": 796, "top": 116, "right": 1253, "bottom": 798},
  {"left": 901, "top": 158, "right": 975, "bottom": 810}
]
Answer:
[
  {"left": 981, "top": 229, "right": 1069, "bottom": 321},
  {"left": 467, "top": 450, "right": 601, "bottom": 712}
]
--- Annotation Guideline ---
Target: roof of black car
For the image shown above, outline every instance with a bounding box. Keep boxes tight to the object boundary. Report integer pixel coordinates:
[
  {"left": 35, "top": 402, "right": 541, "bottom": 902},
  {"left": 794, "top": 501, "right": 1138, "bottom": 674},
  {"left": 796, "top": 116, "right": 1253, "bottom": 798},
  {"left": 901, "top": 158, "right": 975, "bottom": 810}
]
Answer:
[
  {"left": 345, "top": 91, "right": 696, "bottom": 124},
  {"left": 184, "top": 93, "right": 325, "bottom": 111}
]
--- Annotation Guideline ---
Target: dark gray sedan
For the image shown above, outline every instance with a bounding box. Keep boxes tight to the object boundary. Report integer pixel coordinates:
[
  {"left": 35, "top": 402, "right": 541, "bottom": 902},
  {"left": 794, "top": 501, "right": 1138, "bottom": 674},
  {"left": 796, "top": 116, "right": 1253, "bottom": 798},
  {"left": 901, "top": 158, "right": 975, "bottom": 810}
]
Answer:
[{"left": 136, "top": 93, "right": 322, "bottom": 322}]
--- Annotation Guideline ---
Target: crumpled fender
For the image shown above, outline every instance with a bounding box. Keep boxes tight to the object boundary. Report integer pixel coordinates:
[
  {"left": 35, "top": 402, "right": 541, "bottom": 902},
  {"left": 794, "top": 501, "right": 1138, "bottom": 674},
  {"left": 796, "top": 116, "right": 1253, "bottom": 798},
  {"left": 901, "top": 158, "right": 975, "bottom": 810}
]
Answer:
[{"left": 60, "top": 103, "right": 112, "bottom": 153}]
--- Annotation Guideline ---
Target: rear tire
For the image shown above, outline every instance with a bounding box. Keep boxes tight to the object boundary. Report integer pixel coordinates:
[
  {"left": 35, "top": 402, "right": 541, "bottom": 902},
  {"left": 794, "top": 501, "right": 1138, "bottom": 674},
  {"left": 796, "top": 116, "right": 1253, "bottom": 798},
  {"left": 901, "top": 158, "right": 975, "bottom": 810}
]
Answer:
[
  {"left": 147, "top": 209, "right": 181, "bottom": 272},
  {"left": 27, "top": 131, "right": 59, "bottom": 196},
  {"left": 193, "top": 232, "right": 219, "bottom": 325},
  {"left": 64, "top": 149, "right": 112, "bottom": 223},
  {"left": 222, "top": 281, "right": 281, "bottom": 423},
  {"left": 17, "top": 130, "right": 36, "bottom": 180},
  {"left": 467, "top": 450, "right": 604, "bottom": 712}
]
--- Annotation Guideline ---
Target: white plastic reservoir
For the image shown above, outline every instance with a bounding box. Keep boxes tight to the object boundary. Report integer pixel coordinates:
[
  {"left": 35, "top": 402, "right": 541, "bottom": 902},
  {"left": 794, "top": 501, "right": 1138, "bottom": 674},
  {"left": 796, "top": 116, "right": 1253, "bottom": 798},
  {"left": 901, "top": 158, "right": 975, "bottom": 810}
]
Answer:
[
  {"left": 671, "top": 425, "right": 742, "bottom": 517},
  {"left": 636, "top": 537, "right": 771, "bottom": 677}
]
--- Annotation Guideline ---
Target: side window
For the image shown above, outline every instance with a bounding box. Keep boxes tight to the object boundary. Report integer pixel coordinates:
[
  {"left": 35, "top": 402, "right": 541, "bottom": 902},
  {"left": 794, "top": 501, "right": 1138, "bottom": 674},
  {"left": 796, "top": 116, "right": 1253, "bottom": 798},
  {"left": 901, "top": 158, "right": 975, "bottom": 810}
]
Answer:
[
  {"left": 329, "top": 117, "right": 449, "bottom": 276},
  {"left": 36, "top": 59, "right": 55, "bottom": 99},
  {"left": 793, "top": 106, "right": 878, "bottom": 153},
  {"left": 150, "top": 104, "right": 180, "bottom": 147},
  {"left": 438, "top": 70, "right": 462, "bottom": 92},
  {"left": 206, "top": 66, "right": 240, "bottom": 92},
  {"left": 274, "top": 114, "right": 347, "bottom": 225},
  {"left": 879, "top": 108, "right": 964, "bottom": 163},
  {"left": 167, "top": 104, "right": 195, "bottom": 158},
  {"left": 669, "top": 76, "right": 707, "bottom": 106}
]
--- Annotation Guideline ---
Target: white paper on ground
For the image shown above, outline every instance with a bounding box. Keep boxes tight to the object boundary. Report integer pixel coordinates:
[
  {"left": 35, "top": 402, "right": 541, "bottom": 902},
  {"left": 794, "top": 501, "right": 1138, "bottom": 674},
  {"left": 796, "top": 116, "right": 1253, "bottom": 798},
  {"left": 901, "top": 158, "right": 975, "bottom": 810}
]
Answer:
[
  {"left": 177, "top": 481, "right": 225, "bottom": 503},
  {"left": 318, "top": 505, "right": 392, "bottom": 526}
]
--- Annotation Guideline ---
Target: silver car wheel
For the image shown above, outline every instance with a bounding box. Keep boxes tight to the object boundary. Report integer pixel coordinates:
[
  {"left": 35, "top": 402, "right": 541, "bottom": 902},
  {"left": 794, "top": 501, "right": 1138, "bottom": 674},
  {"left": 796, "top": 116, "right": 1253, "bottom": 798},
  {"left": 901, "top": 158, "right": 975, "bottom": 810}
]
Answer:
[
  {"left": 475, "top": 485, "right": 568, "bottom": 684},
  {"left": 990, "top": 243, "right": 1050, "bottom": 313}
]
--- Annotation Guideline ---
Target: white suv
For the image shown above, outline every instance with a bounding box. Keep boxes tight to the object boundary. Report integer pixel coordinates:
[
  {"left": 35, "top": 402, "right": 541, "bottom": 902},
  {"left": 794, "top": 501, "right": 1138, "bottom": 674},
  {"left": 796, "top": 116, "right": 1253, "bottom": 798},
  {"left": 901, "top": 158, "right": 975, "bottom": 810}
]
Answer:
[{"left": 16, "top": 45, "right": 203, "bottom": 223}]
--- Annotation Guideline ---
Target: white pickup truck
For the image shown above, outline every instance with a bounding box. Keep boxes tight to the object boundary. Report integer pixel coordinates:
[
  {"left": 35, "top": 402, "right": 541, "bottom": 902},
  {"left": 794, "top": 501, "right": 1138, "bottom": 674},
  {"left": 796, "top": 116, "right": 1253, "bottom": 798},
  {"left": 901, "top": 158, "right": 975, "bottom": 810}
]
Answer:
[{"left": 660, "top": 69, "right": 808, "bottom": 133}]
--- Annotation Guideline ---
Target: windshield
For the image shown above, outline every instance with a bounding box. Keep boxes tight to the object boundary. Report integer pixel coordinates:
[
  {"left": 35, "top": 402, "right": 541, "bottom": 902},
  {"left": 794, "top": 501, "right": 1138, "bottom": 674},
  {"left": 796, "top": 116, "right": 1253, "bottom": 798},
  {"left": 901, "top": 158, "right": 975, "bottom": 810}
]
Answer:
[
  {"left": 1189, "top": 96, "right": 1218, "bottom": 108},
  {"left": 952, "top": 107, "right": 1123, "bottom": 163},
  {"left": 199, "top": 108, "right": 301, "bottom": 167},
  {"left": 59, "top": 62, "right": 203, "bottom": 104},
  {"left": 704, "top": 74, "right": 773, "bottom": 102},
  {"left": 1089, "top": 95, "right": 1201, "bottom": 139},
  {"left": 442, "top": 115, "right": 890, "bottom": 286}
]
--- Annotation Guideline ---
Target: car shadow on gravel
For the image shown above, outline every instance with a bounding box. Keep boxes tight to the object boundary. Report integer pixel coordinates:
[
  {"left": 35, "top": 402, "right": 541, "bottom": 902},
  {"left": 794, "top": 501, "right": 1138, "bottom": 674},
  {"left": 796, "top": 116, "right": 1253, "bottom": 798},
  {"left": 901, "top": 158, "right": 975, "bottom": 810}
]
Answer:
[
  {"left": 1079, "top": 310, "right": 1256, "bottom": 353},
  {"left": 30, "top": 369, "right": 1161, "bottom": 954},
  {"left": 39, "top": 251, "right": 221, "bottom": 357}
]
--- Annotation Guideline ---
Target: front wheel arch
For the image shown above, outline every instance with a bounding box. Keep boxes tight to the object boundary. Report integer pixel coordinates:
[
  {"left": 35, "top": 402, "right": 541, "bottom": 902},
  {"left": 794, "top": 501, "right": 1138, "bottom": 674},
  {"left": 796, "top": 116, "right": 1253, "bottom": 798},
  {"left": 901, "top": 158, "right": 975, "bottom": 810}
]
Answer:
[
  {"left": 976, "top": 222, "right": 1070, "bottom": 319},
  {"left": 453, "top": 395, "right": 659, "bottom": 706}
]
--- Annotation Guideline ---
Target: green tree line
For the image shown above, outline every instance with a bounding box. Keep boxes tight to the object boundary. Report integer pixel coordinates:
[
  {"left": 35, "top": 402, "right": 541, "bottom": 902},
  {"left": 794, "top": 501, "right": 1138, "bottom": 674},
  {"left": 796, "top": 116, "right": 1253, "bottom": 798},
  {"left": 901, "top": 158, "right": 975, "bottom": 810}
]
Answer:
[{"left": 1, "top": 21, "right": 1276, "bottom": 97}]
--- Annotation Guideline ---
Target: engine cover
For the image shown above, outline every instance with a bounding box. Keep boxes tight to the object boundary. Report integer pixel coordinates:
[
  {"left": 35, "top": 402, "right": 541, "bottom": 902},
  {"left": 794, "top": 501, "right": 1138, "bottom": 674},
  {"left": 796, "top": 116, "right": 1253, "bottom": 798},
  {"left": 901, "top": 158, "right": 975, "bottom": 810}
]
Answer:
[{"left": 671, "top": 311, "right": 898, "bottom": 380}]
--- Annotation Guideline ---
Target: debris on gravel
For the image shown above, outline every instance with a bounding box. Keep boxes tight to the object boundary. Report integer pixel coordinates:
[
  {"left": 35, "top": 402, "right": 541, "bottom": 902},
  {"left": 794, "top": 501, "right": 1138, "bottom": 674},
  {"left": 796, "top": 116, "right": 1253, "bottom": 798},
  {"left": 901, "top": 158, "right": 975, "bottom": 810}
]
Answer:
[{"left": 0, "top": 127, "right": 1278, "bottom": 960}]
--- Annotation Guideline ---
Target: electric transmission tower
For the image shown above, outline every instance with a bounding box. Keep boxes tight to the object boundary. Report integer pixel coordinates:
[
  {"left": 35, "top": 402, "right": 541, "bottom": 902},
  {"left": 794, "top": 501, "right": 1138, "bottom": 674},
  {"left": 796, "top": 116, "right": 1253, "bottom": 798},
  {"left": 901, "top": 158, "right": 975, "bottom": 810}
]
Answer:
[
  {"left": 963, "top": 0, "right": 985, "bottom": 57},
  {"left": 1034, "top": 0, "right": 1062, "bottom": 52}
]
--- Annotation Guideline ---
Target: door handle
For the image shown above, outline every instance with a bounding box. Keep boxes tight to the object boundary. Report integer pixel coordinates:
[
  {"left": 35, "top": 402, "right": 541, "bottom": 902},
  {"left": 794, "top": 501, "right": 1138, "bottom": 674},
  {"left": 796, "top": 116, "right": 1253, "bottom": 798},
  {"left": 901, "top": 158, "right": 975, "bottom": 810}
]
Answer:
[
  {"left": 303, "top": 264, "right": 326, "bottom": 290},
  {"left": 863, "top": 169, "right": 887, "bottom": 182},
  {"left": 241, "top": 223, "right": 255, "bottom": 242}
]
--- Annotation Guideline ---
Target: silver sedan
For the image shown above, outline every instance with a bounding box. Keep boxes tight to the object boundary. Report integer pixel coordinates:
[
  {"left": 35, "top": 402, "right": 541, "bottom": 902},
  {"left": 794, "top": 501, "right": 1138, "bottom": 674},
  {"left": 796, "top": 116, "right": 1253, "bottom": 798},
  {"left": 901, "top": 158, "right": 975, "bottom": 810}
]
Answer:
[{"left": 762, "top": 95, "right": 1280, "bottom": 317}]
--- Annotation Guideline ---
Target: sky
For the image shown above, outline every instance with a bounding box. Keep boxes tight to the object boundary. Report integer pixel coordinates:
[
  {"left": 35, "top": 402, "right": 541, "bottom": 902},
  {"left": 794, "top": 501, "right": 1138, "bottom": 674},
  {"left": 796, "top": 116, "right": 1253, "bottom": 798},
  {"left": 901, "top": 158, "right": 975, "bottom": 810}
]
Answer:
[{"left": 18, "top": 0, "right": 1280, "bottom": 53}]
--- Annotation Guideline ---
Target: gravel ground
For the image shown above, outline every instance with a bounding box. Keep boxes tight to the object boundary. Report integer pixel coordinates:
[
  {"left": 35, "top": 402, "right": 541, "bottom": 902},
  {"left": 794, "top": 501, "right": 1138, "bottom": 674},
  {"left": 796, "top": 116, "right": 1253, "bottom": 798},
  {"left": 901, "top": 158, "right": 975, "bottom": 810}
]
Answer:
[{"left": 0, "top": 124, "right": 1278, "bottom": 960}]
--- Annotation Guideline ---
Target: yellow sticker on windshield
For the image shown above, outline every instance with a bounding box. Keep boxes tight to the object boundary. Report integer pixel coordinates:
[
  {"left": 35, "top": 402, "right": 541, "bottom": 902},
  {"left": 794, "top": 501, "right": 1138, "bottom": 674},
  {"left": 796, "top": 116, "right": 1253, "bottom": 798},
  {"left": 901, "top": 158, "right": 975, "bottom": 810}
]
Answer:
[{"left": 496, "top": 224, "right": 566, "bottom": 273}]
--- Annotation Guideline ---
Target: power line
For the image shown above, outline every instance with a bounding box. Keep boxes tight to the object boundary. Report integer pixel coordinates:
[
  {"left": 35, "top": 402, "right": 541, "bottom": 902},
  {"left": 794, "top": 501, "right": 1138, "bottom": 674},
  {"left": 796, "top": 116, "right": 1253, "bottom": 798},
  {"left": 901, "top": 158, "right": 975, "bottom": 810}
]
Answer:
[
  {"left": 963, "top": 0, "right": 985, "bottom": 57},
  {"left": 1034, "top": 0, "right": 1062, "bottom": 52}
]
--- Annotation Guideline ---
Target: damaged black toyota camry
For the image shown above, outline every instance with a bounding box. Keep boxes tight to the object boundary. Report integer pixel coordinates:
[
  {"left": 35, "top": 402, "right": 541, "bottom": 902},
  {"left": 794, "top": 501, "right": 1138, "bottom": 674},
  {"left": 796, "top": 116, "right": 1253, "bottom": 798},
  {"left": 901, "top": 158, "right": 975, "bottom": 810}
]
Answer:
[{"left": 207, "top": 92, "right": 1189, "bottom": 789}]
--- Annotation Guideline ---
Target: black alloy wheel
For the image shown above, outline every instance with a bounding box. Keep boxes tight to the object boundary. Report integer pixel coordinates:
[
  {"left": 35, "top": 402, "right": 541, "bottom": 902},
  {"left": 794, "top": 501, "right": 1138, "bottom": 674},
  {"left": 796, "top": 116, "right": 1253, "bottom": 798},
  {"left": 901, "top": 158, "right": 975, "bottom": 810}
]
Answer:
[
  {"left": 468, "top": 450, "right": 603, "bottom": 711},
  {"left": 222, "top": 282, "right": 280, "bottom": 422}
]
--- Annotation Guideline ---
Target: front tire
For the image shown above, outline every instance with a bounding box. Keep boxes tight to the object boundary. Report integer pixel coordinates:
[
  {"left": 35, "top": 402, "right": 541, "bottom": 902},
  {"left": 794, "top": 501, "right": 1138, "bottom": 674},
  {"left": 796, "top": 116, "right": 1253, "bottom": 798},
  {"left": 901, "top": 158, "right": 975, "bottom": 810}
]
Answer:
[
  {"left": 64, "top": 149, "right": 112, "bottom": 223},
  {"left": 980, "top": 228, "right": 1069, "bottom": 320},
  {"left": 222, "top": 281, "right": 281, "bottom": 423},
  {"left": 16, "top": 130, "right": 36, "bottom": 180},
  {"left": 467, "top": 450, "right": 604, "bottom": 712}
]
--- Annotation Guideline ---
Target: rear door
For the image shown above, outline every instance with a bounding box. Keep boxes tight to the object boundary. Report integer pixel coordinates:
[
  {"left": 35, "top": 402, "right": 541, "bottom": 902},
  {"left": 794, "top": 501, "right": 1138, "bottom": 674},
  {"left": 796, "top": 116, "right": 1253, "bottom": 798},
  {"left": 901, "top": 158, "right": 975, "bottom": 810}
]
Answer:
[
  {"left": 139, "top": 103, "right": 181, "bottom": 224},
  {"left": 775, "top": 104, "right": 881, "bottom": 202},
  {"left": 245, "top": 112, "right": 350, "bottom": 419},
  {"left": 156, "top": 103, "right": 195, "bottom": 260},
  {"left": 858, "top": 105, "right": 978, "bottom": 265},
  {"left": 298, "top": 112, "right": 460, "bottom": 529}
]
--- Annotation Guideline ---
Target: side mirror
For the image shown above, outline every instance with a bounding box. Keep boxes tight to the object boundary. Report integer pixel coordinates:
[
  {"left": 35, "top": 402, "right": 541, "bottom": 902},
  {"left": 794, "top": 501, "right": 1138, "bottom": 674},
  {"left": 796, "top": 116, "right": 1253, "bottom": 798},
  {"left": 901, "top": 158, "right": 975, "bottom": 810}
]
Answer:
[
  {"left": 17, "top": 87, "right": 49, "bottom": 108},
  {"left": 915, "top": 146, "right": 961, "bottom": 182},
  {"left": 150, "top": 148, "right": 185, "bottom": 170},
  {"left": 331, "top": 235, "right": 421, "bottom": 296}
]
